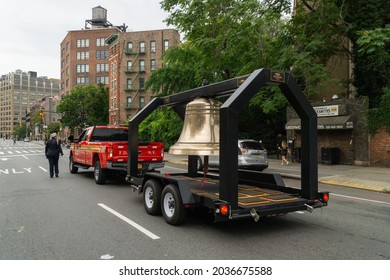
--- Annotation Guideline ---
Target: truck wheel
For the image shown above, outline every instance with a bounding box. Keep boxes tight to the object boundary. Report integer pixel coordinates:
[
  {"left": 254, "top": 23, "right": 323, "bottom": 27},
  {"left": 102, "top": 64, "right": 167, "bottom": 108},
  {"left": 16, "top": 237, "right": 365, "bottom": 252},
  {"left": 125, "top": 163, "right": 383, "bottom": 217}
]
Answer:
[
  {"left": 69, "top": 155, "right": 78, "bottom": 174},
  {"left": 143, "top": 179, "right": 162, "bottom": 215},
  {"left": 94, "top": 160, "right": 107, "bottom": 184},
  {"left": 161, "top": 184, "right": 185, "bottom": 225}
]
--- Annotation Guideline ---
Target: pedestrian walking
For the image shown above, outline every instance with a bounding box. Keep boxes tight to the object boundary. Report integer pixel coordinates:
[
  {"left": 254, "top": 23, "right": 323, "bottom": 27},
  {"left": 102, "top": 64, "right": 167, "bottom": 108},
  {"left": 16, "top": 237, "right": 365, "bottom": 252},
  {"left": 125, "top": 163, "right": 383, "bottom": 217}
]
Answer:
[
  {"left": 278, "top": 140, "right": 289, "bottom": 166},
  {"left": 45, "top": 132, "right": 64, "bottom": 178}
]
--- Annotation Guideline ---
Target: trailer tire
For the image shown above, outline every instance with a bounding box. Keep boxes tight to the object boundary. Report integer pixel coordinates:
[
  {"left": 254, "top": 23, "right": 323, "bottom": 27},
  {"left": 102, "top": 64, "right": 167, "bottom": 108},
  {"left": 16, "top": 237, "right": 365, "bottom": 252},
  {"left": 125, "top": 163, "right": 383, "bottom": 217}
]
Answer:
[
  {"left": 94, "top": 160, "right": 107, "bottom": 185},
  {"left": 161, "top": 184, "right": 185, "bottom": 225},
  {"left": 69, "top": 155, "right": 78, "bottom": 174},
  {"left": 143, "top": 179, "right": 162, "bottom": 215}
]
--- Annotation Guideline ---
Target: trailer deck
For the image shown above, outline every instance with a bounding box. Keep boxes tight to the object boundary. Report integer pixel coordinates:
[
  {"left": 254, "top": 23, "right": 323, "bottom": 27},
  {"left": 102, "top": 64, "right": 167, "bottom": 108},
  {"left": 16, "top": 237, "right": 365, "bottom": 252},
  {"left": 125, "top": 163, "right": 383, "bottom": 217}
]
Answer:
[{"left": 185, "top": 176, "right": 305, "bottom": 208}]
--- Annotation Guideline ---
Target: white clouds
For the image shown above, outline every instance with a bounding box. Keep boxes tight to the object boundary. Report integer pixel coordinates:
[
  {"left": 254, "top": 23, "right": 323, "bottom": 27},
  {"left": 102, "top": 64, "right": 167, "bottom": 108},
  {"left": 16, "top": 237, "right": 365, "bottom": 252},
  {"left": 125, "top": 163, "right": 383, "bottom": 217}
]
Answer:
[{"left": 0, "top": 0, "right": 169, "bottom": 78}]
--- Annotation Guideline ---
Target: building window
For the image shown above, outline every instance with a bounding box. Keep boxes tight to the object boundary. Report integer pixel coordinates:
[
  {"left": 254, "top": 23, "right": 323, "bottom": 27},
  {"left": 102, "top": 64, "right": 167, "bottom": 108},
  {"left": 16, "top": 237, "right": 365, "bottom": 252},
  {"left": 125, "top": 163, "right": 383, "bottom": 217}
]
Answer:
[
  {"left": 96, "top": 50, "right": 108, "bottom": 60},
  {"left": 139, "top": 78, "right": 145, "bottom": 91},
  {"left": 139, "top": 96, "right": 145, "bottom": 108},
  {"left": 96, "top": 38, "right": 107, "bottom": 47},
  {"left": 96, "top": 76, "right": 109, "bottom": 85},
  {"left": 126, "top": 97, "right": 132, "bottom": 108},
  {"left": 150, "top": 41, "right": 156, "bottom": 53},
  {"left": 111, "top": 61, "right": 117, "bottom": 77},
  {"left": 77, "top": 51, "right": 89, "bottom": 60},
  {"left": 127, "top": 79, "right": 132, "bottom": 90},
  {"left": 127, "top": 60, "right": 132, "bottom": 71},
  {"left": 139, "top": 42, "right": 145, "bottom": 53},
  {"left": 96, "top": 63, "right": 109, "bottom": 72},
  {"left": 76, "top": 77, "right": 89, "bottom": 85},
  {"left": 164, "top": 40, "right": 169, "bottom": 51},
  {"left": 77, "top": 39, "right": 89, "bottom": 48},
  {"left": 76, "top": 64, "right": 89, "bottom": 73},
  {"left": 127, "top": 42, "right": 133, "bottom": 53},
  {"left": 139, "top": 60, "right": 145, "bottom": 72},
  {"left": 150, "top": 59, "right": 156, "bottom": 71}
]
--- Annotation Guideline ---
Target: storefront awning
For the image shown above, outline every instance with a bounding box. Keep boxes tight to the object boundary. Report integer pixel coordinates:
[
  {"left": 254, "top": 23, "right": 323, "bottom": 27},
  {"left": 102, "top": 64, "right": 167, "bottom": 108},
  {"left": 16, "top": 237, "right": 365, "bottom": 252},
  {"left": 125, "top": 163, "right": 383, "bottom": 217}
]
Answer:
[{"left": 285, "top": 115, "right": 354, "bottom": 130}]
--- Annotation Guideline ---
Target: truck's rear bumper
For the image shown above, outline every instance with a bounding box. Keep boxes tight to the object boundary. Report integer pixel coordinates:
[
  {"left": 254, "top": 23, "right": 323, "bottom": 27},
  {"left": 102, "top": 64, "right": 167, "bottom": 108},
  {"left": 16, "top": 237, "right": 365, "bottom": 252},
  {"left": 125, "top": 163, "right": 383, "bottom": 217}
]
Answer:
[{"left": 107, "top": 161, "right": 165, "bottom": 171}]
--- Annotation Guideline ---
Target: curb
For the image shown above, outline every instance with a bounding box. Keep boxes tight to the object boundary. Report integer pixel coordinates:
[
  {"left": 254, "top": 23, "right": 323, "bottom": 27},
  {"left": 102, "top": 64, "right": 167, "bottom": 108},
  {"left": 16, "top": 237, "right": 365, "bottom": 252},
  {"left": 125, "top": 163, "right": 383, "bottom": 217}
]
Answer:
[{"left": 165, "top": 159, "right": 387, "bottom": 193}]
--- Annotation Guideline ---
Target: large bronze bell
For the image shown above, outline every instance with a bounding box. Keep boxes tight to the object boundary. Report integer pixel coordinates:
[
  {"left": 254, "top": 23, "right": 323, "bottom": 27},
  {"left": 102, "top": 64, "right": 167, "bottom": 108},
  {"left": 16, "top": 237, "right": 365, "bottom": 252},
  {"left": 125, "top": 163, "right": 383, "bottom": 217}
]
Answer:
[{"left": 169, "top": 97, "right": 221, "bottom": 155}]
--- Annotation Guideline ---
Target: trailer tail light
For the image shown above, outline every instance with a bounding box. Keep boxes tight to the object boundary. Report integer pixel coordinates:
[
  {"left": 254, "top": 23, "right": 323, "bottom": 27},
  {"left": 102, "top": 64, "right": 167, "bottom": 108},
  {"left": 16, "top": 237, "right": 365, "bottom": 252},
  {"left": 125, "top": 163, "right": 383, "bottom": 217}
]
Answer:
[
  {"left": 220, "top": 204, "right": 229, "bottom": 216},
  {"left": 318, "top": 192, "right": 329, "bottom": 202}
]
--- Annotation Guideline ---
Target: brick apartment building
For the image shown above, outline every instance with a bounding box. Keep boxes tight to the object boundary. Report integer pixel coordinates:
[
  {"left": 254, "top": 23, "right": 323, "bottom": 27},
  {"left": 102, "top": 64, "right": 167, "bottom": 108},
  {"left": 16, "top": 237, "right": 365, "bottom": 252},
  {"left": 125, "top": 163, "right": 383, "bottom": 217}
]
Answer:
[
  {"left": 60, "top": 6, "right": 181, "bottom": 126},
  {"left": 106, "top": 29, "right": 180, "bottom": 124},
  {"left": 60, "top": 6, "right": 125, "bottom": 97}
]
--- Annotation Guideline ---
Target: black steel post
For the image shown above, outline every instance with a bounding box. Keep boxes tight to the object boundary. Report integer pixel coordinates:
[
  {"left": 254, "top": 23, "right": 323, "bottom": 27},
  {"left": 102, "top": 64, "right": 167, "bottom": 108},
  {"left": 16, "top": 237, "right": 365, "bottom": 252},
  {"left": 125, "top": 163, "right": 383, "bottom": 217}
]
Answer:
[{"left": 128, "top": 98, "right": 163, "bottom": 177}]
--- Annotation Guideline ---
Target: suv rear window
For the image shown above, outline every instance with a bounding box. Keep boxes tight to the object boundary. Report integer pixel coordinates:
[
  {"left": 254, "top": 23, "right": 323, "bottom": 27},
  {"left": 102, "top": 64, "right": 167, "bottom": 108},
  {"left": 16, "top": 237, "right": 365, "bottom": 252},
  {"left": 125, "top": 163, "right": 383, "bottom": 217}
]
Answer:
[
  {"left": 90, "top": 128, "right": 128, "bottom": 142},
  {"left": 239, "top": 141, "right": 264, "bottom": 150}
]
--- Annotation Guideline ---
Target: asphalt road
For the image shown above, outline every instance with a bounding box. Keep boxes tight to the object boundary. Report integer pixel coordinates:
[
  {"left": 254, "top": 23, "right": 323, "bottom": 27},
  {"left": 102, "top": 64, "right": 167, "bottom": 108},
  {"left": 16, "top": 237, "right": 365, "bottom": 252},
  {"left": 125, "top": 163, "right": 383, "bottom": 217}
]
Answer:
[{"left": 0, "top": 140, "right": 389, "bottom": 260}]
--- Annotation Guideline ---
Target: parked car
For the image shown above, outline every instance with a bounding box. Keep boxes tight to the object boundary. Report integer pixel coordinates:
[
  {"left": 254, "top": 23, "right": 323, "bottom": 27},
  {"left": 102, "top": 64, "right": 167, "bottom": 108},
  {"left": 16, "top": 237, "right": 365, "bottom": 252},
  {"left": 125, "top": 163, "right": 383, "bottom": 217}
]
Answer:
[
  {"left": 23, "top": 137, "right": 30, "bottom": 142},
  {"left": 196, "top": 139, "right": 268, "bottom": 171}
]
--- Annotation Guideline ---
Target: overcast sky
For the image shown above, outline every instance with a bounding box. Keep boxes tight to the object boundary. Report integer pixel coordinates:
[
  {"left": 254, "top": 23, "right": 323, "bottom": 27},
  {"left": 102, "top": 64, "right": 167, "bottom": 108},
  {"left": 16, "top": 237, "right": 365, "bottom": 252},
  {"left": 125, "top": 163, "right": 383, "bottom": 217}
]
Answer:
[{"left": 0, "top": 0, "right": 171, "bottom": 79}]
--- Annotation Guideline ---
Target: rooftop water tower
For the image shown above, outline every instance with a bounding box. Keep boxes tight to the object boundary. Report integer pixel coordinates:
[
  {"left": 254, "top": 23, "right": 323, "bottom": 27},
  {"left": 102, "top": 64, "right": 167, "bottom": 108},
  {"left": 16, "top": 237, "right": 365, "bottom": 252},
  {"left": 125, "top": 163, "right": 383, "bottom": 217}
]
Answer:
[{"left": 85, "top": 6, "right": 112, "bottom": 29}]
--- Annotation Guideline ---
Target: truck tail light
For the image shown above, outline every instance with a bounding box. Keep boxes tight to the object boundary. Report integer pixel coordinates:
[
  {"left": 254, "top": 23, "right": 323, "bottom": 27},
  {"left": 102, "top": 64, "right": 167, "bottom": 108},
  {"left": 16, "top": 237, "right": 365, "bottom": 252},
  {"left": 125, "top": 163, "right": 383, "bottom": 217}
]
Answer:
[
  {"left": 106, "top": 148, "right": 113, "bottom": 159},
  {"left": 161, "top": 149, "right": 164, "bottom": 158}
]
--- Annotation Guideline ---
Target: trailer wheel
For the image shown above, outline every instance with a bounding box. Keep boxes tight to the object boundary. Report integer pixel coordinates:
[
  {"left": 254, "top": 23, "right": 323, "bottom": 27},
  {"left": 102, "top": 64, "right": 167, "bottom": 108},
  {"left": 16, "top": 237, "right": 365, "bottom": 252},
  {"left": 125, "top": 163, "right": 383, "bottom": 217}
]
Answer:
[
  {"left": 143, "top": 179, "right": 162, "bottom": 215},
  {"left": 161, "top": 184, "right": 185, "bottom": 225},
  {"left": 69, "top": 155, "right": 78, "bottom": 174},
  {"left": 94, "top": 160, "right": 107, "bottom": 185}
]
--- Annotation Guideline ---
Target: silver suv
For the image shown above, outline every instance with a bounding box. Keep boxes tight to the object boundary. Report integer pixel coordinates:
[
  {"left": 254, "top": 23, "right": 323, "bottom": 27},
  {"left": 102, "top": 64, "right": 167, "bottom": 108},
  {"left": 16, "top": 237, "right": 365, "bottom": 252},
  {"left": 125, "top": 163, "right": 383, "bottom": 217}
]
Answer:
[{"left": 197, "top": 139, "right": 268, "bottom": 171}]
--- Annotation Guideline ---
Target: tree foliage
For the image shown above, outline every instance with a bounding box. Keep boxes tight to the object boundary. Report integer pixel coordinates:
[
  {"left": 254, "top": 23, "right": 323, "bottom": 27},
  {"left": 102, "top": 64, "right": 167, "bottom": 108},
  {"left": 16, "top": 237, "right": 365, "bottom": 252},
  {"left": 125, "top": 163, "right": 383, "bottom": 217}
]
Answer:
[
  {"left": 143, "top": 0, "right": 390, "bottom": 148},
  {"left": 57, "top": 84, "right": 109, "bottom": 129},
  {"left": 336, "top": 0, "right": 390, "bottom": 107}
]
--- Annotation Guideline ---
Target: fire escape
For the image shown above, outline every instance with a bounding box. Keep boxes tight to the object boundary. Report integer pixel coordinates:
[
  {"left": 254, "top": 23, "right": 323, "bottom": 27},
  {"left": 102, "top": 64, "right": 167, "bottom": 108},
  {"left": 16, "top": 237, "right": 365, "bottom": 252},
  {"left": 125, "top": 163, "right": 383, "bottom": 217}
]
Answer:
[{"left": 124, "top": 43, "right": 146, "bottom": 118}]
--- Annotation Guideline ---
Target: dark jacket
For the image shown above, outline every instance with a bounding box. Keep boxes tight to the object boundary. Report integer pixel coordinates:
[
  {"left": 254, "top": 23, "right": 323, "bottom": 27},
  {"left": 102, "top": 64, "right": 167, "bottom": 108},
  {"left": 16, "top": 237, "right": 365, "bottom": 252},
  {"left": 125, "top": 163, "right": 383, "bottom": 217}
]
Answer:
[{"left": 45, "top": 138, "right": 63, "bottom": 157}]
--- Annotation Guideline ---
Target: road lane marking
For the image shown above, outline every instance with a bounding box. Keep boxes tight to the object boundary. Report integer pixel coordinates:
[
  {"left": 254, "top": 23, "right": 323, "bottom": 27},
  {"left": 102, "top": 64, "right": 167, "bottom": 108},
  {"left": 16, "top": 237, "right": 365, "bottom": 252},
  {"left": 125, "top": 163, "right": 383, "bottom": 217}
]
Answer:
[
  {"left": 98, "top": 203, "right": 160, "bottom": 240},
  {"left": 39, "top": 166, "right": 48, "bottom": 172},
  {"left": 332, "top": 193, "right": 390, "bottom": 206}
]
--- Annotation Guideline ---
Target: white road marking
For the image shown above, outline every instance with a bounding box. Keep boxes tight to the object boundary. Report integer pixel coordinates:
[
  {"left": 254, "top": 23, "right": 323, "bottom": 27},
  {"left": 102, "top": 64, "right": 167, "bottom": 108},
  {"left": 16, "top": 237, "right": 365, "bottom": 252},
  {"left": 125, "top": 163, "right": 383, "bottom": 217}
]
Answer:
[
  {"left": 100, "top": 254, "right": 115, "bottom": 260},
  {"left": 295, "top": 211, "right": 305, "bottom": 214},
  {"left": 332, "top": 193, "right": 390, "bottom": 206},
  {"left": 98, "top": 203, "right": 160, "bottom": 240},
  {"left": 39, "top": 166, "right": 48, "bottom": 172}
]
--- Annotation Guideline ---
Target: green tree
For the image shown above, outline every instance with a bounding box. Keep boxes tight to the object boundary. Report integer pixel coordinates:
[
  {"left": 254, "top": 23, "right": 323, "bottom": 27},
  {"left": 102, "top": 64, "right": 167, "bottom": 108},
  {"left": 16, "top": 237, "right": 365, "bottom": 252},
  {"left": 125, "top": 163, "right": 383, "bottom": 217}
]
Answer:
[
  {"left": 336, "top": 0, "right": 390, "bottom": 107},
  {"left": 13, "top": 123, "right": 31, "bottom": 139},
  {"left": 46, "top": 122, "right": 61, "bottom": 137},
  {"left": 57, "top": 84, "right": 109, "bottom": 129}
]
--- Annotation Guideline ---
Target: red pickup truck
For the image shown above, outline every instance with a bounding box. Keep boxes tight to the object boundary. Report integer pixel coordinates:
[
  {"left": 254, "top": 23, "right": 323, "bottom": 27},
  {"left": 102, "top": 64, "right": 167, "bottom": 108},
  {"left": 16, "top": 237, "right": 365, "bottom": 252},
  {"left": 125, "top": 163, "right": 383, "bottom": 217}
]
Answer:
[{"left": 69, "top": 125, "right": 164, "bottom": 184}]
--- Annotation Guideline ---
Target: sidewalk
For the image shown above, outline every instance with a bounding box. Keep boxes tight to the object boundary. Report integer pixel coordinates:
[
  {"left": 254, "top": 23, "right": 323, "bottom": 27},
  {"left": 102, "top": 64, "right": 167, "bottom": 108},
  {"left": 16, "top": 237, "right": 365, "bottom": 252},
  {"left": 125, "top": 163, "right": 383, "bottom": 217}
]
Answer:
[{"left": 164, "top": 153, "right": 390, "bottom": 193}]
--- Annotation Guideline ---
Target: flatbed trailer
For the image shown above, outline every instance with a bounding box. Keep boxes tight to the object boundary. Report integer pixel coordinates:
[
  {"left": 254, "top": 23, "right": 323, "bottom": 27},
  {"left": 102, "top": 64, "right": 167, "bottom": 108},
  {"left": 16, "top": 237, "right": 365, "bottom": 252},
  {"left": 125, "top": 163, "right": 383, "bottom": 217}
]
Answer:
[{"left": 126, "top": 68, "right": 329, "bottom": 225}]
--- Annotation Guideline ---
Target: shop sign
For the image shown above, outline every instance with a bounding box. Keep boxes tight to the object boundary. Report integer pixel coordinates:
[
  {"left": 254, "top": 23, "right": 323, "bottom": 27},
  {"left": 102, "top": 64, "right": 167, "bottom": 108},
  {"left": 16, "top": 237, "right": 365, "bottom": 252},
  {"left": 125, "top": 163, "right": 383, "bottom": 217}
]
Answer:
[{"left": 314, "top": 105, "right": 339, "bottom": 117}]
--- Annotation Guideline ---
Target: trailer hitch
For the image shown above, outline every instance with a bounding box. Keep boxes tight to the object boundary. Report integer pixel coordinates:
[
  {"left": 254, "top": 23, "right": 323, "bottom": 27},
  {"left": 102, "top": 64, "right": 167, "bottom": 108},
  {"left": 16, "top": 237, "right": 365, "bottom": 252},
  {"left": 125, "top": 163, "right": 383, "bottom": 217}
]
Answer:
[{"left": 304, "top": 204, "right": 314, "bottom": 213}]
